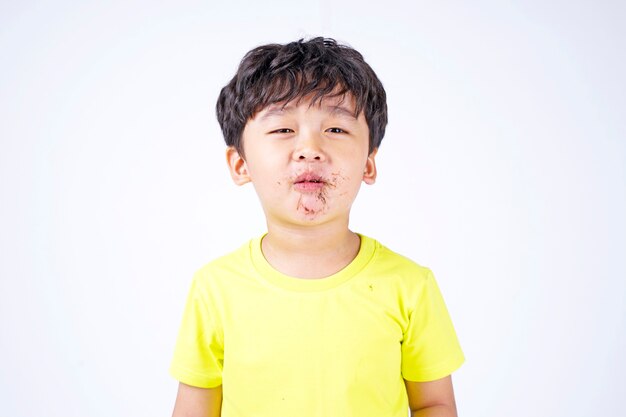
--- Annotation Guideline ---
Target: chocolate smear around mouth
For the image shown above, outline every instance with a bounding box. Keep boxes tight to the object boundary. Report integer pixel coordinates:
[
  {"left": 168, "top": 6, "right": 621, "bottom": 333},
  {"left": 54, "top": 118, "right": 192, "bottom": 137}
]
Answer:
[{"left": 293, "top": 172, "right": 344, "bottom": 218}]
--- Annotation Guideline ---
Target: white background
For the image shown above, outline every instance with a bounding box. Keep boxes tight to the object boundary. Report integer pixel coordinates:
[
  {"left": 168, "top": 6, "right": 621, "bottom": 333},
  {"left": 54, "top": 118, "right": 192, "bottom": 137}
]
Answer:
[{"left": 1, "top": 1, "right": 624, "bottom": 416}]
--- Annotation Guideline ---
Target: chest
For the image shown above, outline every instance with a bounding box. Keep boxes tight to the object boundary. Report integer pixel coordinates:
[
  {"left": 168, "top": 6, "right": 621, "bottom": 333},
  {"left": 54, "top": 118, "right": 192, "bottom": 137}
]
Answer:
[{"left": 220, "top": 281, "right": 408, "bottom": 375}]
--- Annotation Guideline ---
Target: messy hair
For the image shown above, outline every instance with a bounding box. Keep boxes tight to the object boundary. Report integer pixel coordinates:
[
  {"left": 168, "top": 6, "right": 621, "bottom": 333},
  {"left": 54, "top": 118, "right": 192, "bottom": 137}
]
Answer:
[{"left": 216, "top": 37, "right": 388, "bottom": 156}]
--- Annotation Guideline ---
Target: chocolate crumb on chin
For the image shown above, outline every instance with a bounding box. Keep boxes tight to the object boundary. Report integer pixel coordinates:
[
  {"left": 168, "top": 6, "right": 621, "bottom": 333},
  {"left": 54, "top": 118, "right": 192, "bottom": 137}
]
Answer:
[{"left": 296, "top": 191, "right": 329, "bottom": 218}]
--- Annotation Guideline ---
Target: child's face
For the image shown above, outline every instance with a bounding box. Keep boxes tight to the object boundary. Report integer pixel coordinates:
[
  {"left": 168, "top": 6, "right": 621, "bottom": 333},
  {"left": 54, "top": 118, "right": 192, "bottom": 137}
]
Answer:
[{"left": 227, "top": 94, "right": 377, "bottom": 227}]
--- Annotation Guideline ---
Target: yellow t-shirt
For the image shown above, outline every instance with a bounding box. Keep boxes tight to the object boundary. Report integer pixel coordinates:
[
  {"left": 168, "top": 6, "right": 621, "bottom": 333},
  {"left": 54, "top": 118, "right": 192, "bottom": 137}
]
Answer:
[{"left": 170, "top": 235, "right": 464, "bottom": 417}]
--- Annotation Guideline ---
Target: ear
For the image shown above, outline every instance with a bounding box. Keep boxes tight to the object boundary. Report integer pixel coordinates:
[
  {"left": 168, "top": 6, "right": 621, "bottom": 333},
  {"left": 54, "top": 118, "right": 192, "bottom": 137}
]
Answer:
[
  {"left": 362, "top": 148, "right": 378, "bottom": 185},
  {"left": 226, "top": 146, "right": 251, "bottom": 185}
]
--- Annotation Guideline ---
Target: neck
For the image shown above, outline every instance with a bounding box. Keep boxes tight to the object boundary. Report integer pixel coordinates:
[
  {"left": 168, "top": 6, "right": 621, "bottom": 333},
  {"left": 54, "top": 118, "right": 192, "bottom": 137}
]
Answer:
[{"left": 261, "top": 221, "right": 360, "bottom": 279}]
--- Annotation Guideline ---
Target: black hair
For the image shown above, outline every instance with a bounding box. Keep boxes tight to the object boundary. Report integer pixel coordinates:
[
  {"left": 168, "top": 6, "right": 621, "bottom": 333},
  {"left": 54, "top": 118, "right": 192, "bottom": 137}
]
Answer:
[{"left": 216, "top": 37, "right": 387, "bottom": 156}]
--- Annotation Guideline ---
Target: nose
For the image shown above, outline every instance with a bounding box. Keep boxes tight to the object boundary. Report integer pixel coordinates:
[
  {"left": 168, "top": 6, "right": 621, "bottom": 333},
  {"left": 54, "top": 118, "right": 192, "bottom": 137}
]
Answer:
[{"left": 292, "top": 130, "right": 326, "bottom": 162}]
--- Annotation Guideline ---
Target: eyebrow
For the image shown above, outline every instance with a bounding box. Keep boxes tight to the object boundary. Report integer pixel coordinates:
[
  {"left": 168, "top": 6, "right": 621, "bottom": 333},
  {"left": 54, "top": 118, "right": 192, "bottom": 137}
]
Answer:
[
  {"left": 258, "top": 104, "right": 357, "bottom": 121},
  {"left": 328, "top": 105, "right": 358, "bottom": 119},
  {"left": 258, "top": 106, "right": 291, "bottom": 121}
]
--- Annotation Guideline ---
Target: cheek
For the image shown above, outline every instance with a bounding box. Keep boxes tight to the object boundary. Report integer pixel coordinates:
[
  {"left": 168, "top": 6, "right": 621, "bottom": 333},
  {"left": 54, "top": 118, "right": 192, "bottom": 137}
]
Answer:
[
  {"left": 245, "top": 153, "right": 281, "bottom": 180},
  {"left": 328, "top": 170, "right": 362, "bottom": 199}
]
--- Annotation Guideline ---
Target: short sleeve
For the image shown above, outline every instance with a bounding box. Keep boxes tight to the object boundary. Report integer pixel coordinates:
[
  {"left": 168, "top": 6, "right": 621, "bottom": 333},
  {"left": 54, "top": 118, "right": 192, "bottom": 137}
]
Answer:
[
  {"left": 169, "top": 274, "right": 224, "bottom": 388},
  {"left": 401, "top": 269, "right": 465, "bottom": 382}
]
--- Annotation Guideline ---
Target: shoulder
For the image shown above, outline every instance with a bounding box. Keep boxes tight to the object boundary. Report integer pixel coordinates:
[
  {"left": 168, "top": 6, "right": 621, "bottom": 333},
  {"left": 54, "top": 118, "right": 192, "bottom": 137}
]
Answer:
[
  {"left": 365, "top": 235, "right": 434, "bottom": 283},
  {"left": 192, "top": 239, "right": 255, "bottom": 288},
  {"left": 359, "top": 235, "right": 441, "bottom": 307}
]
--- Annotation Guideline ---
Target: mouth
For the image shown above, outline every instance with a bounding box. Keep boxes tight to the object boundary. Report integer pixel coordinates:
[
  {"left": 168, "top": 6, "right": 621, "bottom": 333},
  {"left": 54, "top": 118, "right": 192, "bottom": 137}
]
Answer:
[{"left": 293, "top": 173, "right": 326, "bottom": 192}]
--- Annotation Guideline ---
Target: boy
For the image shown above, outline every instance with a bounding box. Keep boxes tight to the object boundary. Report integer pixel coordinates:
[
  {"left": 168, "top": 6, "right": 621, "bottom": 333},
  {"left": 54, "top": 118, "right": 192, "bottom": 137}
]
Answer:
[{"left": 170, "top": 37, "right": 464, "bottom": 417}]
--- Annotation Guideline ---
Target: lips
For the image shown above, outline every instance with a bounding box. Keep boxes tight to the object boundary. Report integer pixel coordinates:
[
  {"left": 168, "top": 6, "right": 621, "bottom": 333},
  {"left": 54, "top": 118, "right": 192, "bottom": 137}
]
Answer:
[
  {"left": 293, "top": 172, "right": 326, "bottom": 192},
  {"left": 295, "top": 172, "right": 324, "bottom": 183}
]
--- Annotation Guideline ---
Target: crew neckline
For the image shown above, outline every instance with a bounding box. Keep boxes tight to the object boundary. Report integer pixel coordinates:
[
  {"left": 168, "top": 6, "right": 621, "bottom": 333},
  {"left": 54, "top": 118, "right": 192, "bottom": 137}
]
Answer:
[{"left": 249, "top": 233, "right": 377, "bottom": 292}]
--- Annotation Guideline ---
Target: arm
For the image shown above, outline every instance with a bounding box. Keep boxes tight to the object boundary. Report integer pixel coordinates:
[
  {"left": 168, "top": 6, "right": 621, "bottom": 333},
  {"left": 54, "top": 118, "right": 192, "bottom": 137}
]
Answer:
[
  {"left": 172, "top": 382, "right": 222, "bottom": 417},
  {"left": 404, "top": 375, "right": 458, "bottom": 417}
]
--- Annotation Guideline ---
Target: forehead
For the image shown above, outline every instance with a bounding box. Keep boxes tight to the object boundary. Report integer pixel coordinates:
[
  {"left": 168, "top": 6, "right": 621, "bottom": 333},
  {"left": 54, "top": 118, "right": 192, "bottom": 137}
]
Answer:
[{"left": 253, "top": 94, "right": 359, "bottom": 121}]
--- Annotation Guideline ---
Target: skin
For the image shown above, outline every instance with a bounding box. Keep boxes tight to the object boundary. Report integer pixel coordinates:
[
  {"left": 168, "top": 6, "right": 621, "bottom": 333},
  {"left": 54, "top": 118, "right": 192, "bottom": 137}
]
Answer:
[
  {"left": 172, "top": 94, "right": 458, "bottom": 417},
  {"left": 227, "top": 94, "right": 376, "bottom": 278},
  {"left": 172, "top": 383, "right": 221, "bottom": 417}
]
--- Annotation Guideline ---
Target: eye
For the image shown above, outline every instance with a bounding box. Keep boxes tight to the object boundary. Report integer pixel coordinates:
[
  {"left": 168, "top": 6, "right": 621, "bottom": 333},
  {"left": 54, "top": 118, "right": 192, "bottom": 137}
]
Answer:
[
  {"left": 326, "top": 127, "right": 347, "bottom": 134},
  {"left": 269, "top": 128, "right": 294, "bottom": 134}
]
